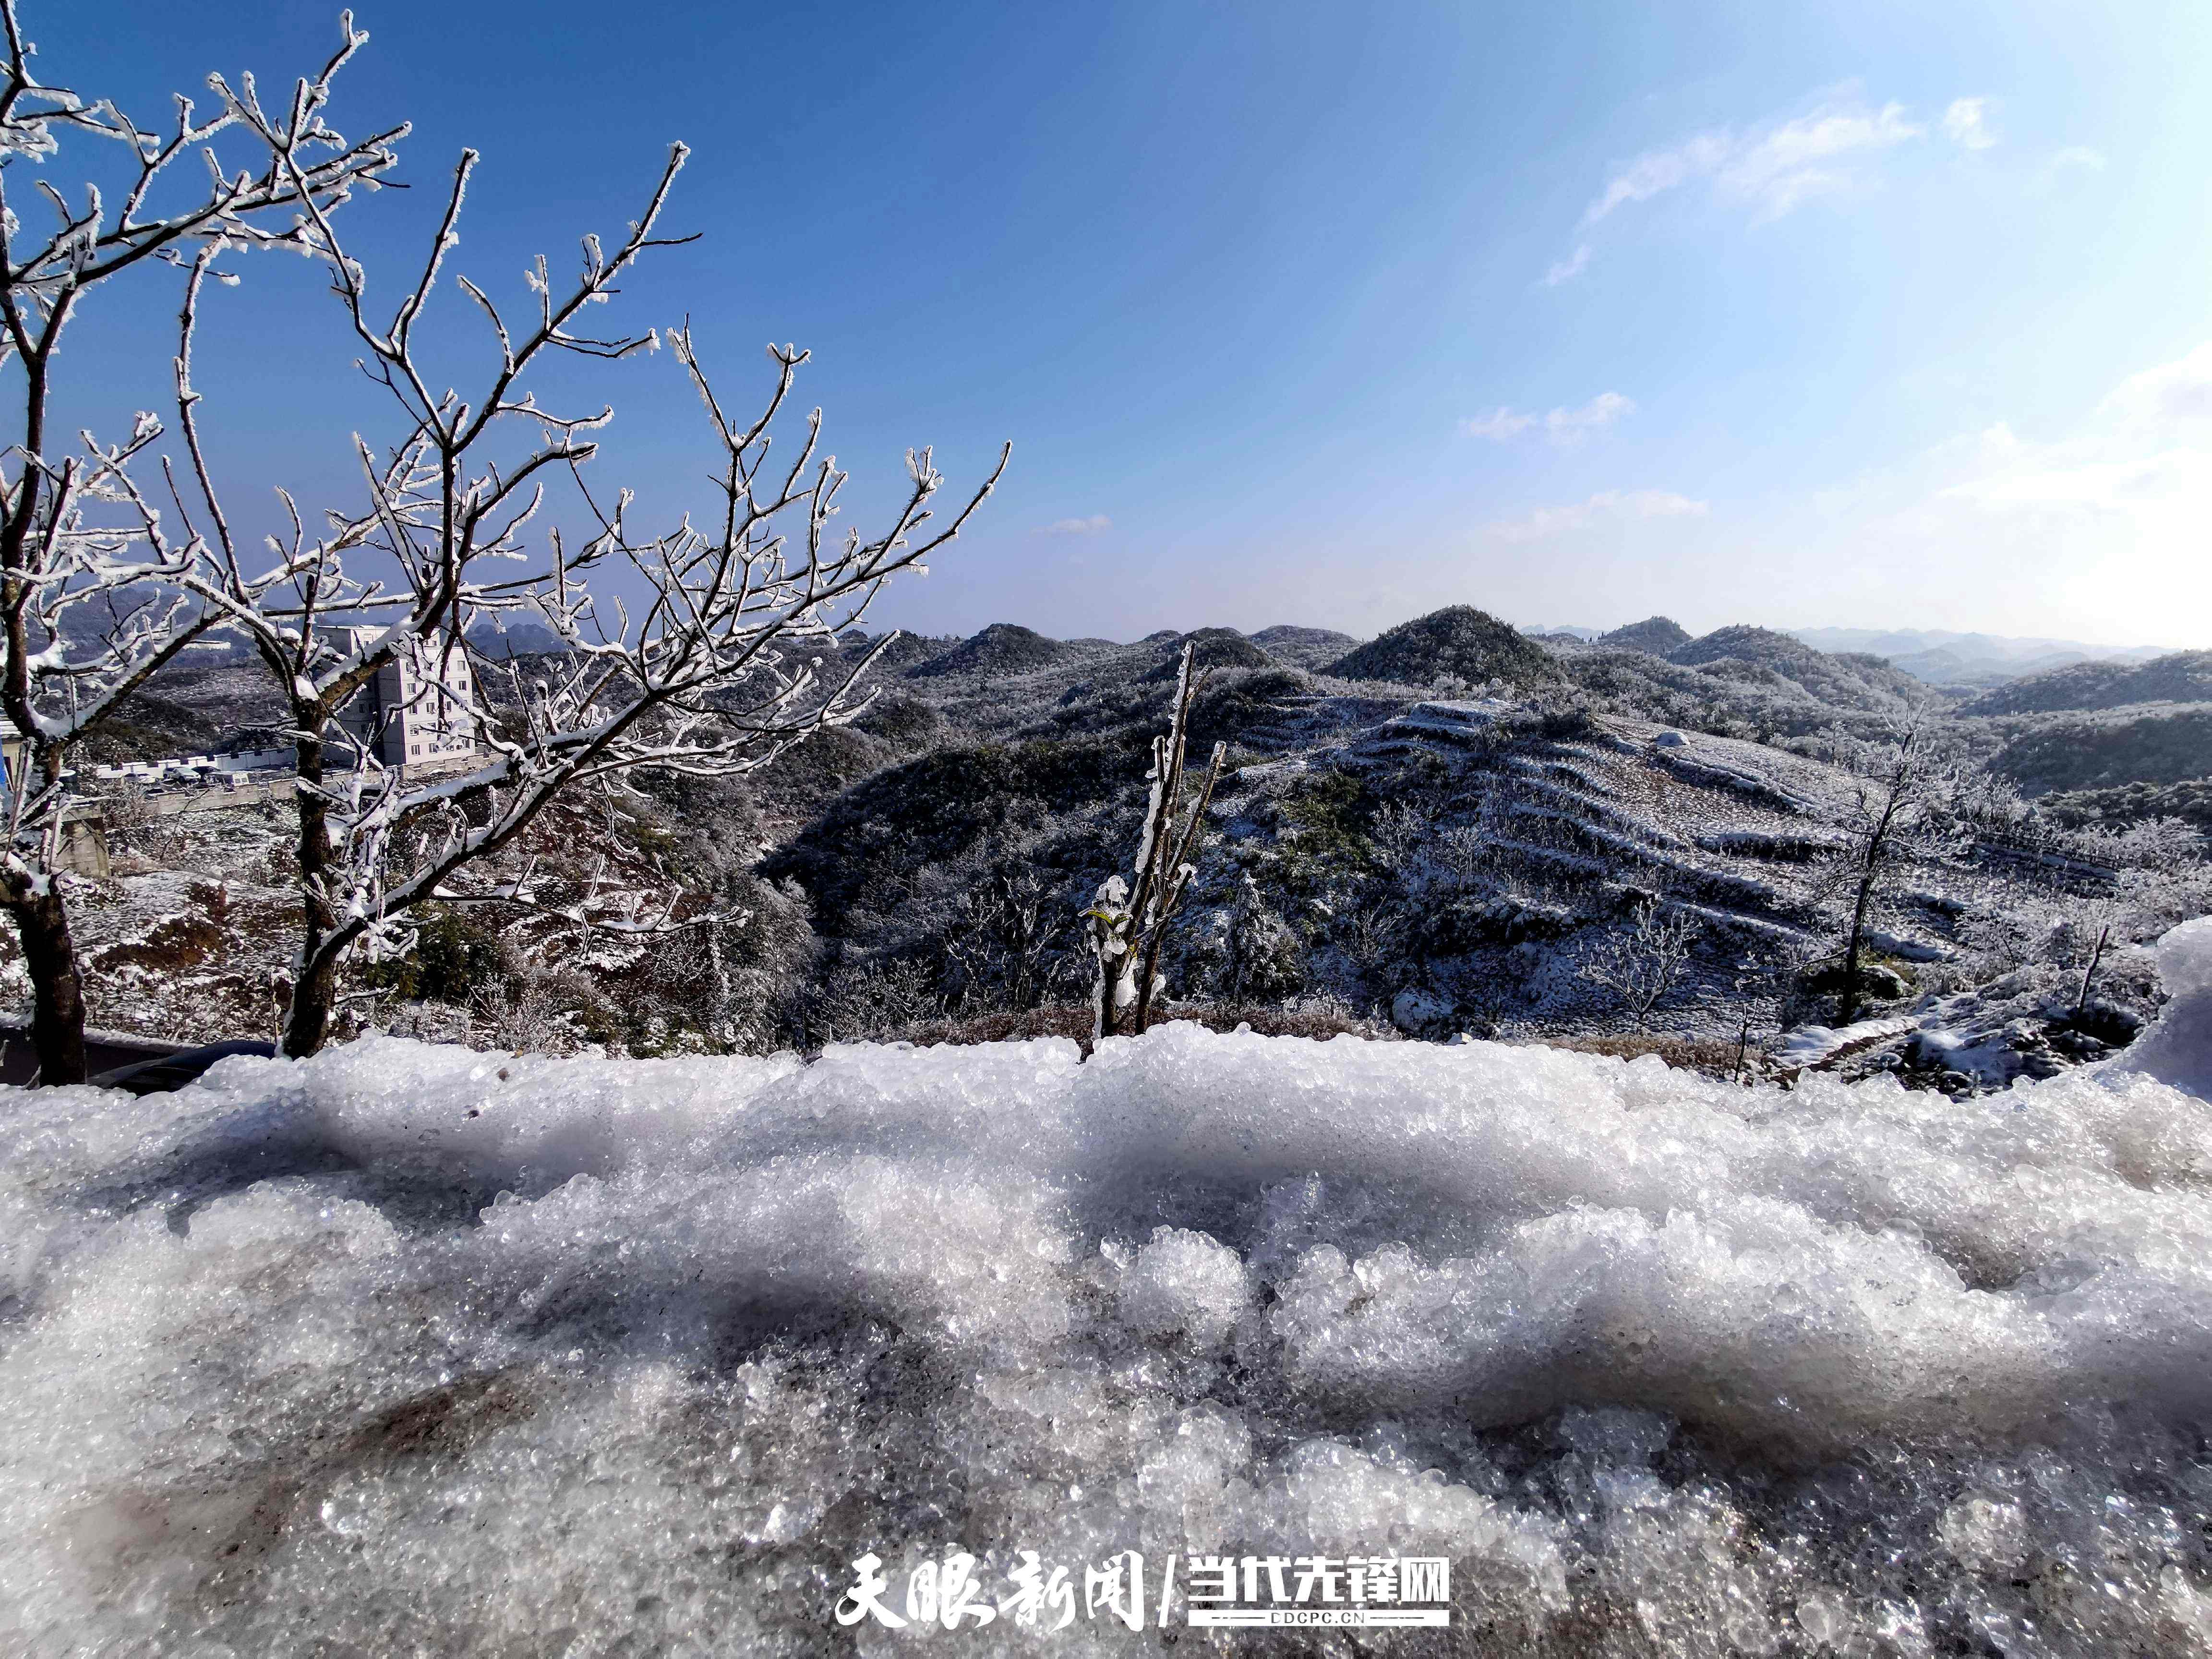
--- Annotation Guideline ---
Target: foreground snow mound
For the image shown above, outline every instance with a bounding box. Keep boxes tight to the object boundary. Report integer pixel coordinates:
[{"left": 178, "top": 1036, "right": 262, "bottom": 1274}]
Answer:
[{"left": 4, "top": 932, "right": 2212, "bottom": 1653}]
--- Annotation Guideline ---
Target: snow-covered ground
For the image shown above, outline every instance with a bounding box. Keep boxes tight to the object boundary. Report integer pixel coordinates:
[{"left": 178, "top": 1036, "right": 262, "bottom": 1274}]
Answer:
[{"left": 5, "top": 924, "right": 2212, "bottom": 1653}]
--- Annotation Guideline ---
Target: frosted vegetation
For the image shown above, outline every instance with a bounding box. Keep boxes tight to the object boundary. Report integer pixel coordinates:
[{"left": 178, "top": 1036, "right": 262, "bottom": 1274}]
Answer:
[{"left": 5, "top": 924, "right": 2212, "bottom": 1653}]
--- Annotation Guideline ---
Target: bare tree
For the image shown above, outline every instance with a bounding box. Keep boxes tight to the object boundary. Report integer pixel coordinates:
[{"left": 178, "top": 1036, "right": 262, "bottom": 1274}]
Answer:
[
  {"left": 1086, "top": 642, "right": 1226, "bottom": 1037},
  {"left": 0, "top": 6, "right": 398, "bottom": 1080},
  {"left": 164, "top": 132, "right": 1006, "bottom": 1057},
  {"left": 1827, "top": 724, "right": 1957, "bottom": 1027},
  {"left": 812, "top": 956, "right": 939, "bottom": 1046},
  {"left": 945, "top": 864, "right": 1061, "bottom": 1015},
  {"left": 1579, "top": 900, "right": 1701, "bottom": 1027}
]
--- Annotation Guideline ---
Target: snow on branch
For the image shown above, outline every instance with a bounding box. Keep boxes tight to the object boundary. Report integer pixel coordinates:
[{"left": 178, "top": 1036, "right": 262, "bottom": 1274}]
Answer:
[
  {"left": 142, "top": 117, "right": 1007, "bottom": 1053},
  {"left": 1088, "top": 641, "right": 1227, "bottom": 1037},
  {"left": 331, "top": 326, "right": 1010, "bottom": 951},
  {"left": 0, "top": 7, "right": 400, "bottom": 897}
]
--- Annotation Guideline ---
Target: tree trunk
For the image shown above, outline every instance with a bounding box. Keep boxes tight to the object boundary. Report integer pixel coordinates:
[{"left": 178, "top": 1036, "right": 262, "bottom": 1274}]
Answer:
[
  {"left": 10, "top": 888, "right": 87, "bottom": 1084},
  {"left": 1133, "top": 929, "right": 1164, "bottom": 1034},
  {"left": 282, "top": 949, "right": 340, "bottom": 1059},
  {"left": 2076, "top": 924, "right": 2111, "bottom": 1012},
  {"left": 282, "top": 731, "right": 343, "bottom": 1058},
  {"left": 1093, "top": 955, "right": 1120, "bottom": 1040},
  {"left": 1837, "top": 756, "right": 1911, "bottom": 1031},
  {"left": 1838, "top": 867, "right": 1877, "bottom": 1030}
]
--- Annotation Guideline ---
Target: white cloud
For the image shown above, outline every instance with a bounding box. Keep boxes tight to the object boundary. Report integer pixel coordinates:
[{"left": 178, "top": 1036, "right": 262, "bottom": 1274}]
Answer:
[
  {"left": 2049, "top": 144, "right": 2107, "bottom": 173},
  {"left": 1800, "top": 340, "right": 2212, "bottom": 635},
  {"left": 1464, "top": 408, "right": 1539, "bottom": 441},
  {"left": 1707, "top": 101, "right": 1920, "bottom": 221},
  {"left": 1464, "top": 391, "right": 1635, "bottom": 446},
  {"left": 1571, "top": 91, "right": 1932, "bottom": 247},
  {"left": 1541, "top": 243, "right": 1592, "bottom": 287},
  {"left": 1582, "top": 132, "right": 1733, "bottom": 226},
  {"left": 1488, "top": 489, "right": 1708, "bottom": 543},
  {"left": 1542, "top": 92, "right": 1955, "bottom": 281},
  {"left": 1942, "top": 97, "right": 1996, "bottom": 150},
  {"left": 1936, "top": 344, "right": 2212, "bottom": 511},
  {"left": 1712, "top": 99, "right": 1924, "bottom": 218},
  {"left": 2105, "top": 342, "right": 2212, "bottom": 427},
  {"left": 1032, "top": 515, "right": 1112, "bottom": 537}
]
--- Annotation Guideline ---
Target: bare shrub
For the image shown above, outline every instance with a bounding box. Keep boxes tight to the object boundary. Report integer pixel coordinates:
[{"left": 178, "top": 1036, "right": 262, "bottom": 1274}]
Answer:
[
  {"left": 811, "top": 957, "right": 940, "bottom": 1046},
  {"left": 1578, "top": 900, "right": 1702, "bottom": 1027},
  {"left": 1436, "top": 822, "right": 1489, "bottom": 892}
]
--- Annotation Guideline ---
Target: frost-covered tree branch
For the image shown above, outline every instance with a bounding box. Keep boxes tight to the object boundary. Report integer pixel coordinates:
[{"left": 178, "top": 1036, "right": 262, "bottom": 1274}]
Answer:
[
  {"left": 0, "top": 4, "right": 398, "bottom": 1082},
  {"left": 1087, "top": 642, "right": 1226, "bottom": 1038},
  {"left": 166, "top": 132, "right": 1005, "bottom": 1056}
]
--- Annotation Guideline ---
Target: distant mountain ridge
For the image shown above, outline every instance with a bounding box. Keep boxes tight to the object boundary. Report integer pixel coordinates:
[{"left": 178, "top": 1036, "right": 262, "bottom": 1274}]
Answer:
[
  {"left": 1787, "top": 626, "right": 2176, "bottom": 688},
  {"left": 1788, "top": 626, "right": 2176, "bottom": 664},
  {"left": 1960, "top": 651, "right": 2212, "bottom": 717},
  {"left": 1514, "top": 621, "right": 2186, "bottom": 689},
  {"left": 879, "top": 611, "right": 1948, "bottom": 711},
  {"left": 109, "top": 604, "right": 2212, "bottom": 833}
]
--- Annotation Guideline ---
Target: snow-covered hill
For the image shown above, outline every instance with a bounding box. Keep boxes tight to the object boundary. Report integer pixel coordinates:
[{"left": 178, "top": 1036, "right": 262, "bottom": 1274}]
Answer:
[
  {"left": 52, "top": 603, "right": 2208, "bottom": 1084},
  {"left": 4, "top": 921, "right": 2212, "bottom": 1652}
]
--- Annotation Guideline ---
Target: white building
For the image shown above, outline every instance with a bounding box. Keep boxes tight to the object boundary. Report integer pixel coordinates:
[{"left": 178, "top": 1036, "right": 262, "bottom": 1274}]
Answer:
[
  {"left": 0, "top": 706, "right": 22, "bottom": 788},
  {"left": 325, "top": 627, "right": 479, "bottom": 769}
]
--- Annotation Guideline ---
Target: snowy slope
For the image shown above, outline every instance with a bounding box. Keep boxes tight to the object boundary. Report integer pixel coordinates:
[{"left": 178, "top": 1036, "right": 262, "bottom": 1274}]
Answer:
[{"left": 4, "top": 923, "right": 2212, "bottom": 1652}]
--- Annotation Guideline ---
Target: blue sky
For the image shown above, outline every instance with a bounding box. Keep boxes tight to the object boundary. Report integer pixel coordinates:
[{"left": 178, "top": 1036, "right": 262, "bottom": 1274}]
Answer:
[{"left": 49, "top": 0, "right": 2212, "bottom": 646}]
